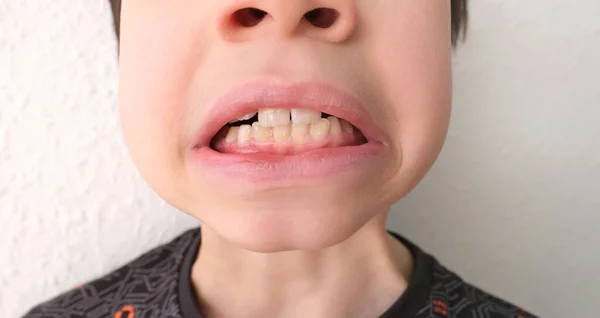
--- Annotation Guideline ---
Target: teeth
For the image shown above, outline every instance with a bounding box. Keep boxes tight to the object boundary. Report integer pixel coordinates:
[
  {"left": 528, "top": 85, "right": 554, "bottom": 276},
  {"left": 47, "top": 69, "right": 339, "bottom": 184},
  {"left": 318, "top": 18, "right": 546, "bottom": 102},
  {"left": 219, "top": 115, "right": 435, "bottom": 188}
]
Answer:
[
  {"left": 291, "top": 124, "right": 309, "bottom": 142},
  {"left": 291, "top": 109, "right": 322, "bottom": 125},
  {"left": 339, "top": 119, "right": 354, "bottom": 134},
  {"left": 273, "top": 126, "right": 290, "bottom": 143},
  {"left": 327, "top": 116, "right": 342, "bottom": 135},
  {"left": 223, "top": 108, "right": 355, "bottom": 147},
  {"left": 238, "top": 124, "right": 252, "bottom": 145},
  {"left": 258, "top": 109, "right": 290, "bottom": 127},
  {"left": 226, "top": 127, "right": 239, "bottom": 143},
  {"left": 252, "top": 122, "right": 273, "bottom": 143},
  {"left": 310, "top": 118, "right": 331, "bottom": 141},
  {"left": 229, "top": 111, "right": 257, "bottom": 124}
]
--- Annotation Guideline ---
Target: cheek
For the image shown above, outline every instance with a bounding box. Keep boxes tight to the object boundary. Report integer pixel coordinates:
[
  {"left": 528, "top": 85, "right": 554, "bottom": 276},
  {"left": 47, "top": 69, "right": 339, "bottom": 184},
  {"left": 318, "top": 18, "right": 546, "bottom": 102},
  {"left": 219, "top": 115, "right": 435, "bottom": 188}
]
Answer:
[
  {"left": 366, "top": 2, "right": 452, "bottom": 183},
  {"left": 117, "top": 2, "right": 208, "bottom": 191}
]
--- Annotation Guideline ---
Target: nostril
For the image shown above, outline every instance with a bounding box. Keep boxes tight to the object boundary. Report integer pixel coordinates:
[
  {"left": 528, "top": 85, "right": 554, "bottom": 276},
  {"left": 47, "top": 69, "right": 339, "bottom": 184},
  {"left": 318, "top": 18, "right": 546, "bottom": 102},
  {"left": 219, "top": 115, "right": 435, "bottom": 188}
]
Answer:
[
  {"left": 232, "top": 8, "right": 267, "bottom": 27},
  {"left": 304, "top": 8, "right": 339, "bottom": 28}
]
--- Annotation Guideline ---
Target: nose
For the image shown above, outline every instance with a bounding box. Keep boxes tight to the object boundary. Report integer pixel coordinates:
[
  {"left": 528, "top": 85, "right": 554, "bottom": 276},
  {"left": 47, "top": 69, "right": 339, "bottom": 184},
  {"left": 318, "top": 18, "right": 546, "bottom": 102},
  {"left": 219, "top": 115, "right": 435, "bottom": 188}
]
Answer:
[{"left": 217, "top": 0, "right": 358, "bottom": 43}]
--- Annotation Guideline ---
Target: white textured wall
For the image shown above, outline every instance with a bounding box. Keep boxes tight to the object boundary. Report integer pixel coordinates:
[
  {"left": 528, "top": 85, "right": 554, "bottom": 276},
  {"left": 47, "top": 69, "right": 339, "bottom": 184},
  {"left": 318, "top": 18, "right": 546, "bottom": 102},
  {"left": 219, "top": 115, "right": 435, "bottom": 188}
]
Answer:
[
  {"left": 0, "top": 1, "right": 598, "bottom": 317},
  {"left": 389, "top": 1, "right": 600, "bottom": 318},
  {"left": 0, "top": 1, "right": 199, "bottom": 317}
]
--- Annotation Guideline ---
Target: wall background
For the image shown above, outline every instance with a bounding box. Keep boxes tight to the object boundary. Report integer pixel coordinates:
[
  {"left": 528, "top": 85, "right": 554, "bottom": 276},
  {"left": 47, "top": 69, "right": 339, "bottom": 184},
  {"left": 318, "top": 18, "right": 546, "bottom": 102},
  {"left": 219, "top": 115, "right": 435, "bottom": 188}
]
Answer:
[{"left": 1, "top": 1, "right": 598, "bottom": 317}]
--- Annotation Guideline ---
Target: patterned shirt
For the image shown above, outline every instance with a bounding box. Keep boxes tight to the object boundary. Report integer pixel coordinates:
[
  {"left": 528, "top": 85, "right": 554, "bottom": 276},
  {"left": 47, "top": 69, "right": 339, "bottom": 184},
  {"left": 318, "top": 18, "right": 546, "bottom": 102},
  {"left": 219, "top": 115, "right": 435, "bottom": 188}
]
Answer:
[{"left": 24, "top": 228, "right": 538, "bottom": 318}]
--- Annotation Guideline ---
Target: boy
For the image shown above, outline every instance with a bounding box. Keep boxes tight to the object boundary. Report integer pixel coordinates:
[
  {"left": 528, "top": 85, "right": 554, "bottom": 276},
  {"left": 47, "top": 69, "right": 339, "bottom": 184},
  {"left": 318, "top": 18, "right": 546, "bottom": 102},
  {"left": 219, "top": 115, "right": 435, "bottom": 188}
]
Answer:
[{"left": 25, "top": 0, "right": 538, "bottom": 317}]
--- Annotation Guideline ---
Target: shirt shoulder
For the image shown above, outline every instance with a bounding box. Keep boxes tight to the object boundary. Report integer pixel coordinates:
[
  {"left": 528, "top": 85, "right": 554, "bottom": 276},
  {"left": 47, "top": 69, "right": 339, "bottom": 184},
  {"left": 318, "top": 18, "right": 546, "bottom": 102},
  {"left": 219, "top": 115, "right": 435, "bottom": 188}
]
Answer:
[
  {"left": 421, "top": 259, "right": 538, "bottom": 318},
  {"left": 22, "top": 228, "right": 200, "bottom": 318}
]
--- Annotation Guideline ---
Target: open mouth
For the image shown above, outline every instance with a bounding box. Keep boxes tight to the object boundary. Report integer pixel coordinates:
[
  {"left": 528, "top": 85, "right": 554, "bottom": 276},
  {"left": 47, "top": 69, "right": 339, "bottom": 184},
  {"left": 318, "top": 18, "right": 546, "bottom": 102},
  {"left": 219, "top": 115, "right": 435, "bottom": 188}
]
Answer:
[
  {"left": 210, "top": 108, "right": 367, "bottom": 155},
  {"left": 192, "top": 81, "right": 386, "bottom": 181}
]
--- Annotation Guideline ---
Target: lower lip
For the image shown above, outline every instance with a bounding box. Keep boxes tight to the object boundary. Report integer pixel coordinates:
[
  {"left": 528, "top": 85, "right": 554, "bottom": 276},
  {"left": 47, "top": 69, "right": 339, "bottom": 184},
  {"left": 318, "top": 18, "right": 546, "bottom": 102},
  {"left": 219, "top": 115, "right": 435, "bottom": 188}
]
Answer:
[{"left": 191, "top": 142, "right": 386, "bottom": 182}]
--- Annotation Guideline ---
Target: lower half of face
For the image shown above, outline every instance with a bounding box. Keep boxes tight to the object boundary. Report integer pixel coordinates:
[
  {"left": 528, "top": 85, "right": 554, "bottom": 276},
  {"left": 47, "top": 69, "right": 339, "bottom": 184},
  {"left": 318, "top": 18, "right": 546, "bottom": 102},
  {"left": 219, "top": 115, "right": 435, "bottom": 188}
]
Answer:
[{"left": 118, "top": 0, "right": 452, "bottom": 252}]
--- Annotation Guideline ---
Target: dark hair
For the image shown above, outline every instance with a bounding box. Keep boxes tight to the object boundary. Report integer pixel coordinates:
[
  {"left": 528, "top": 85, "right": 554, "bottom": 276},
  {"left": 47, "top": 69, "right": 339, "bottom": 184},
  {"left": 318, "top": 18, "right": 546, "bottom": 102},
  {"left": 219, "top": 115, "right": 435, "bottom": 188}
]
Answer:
[
  {"left": 109, "top": 0, "right": 468, "bottom": 46},
  {"left": 450, "top": 0, "right": 468, "bottom": 46}
]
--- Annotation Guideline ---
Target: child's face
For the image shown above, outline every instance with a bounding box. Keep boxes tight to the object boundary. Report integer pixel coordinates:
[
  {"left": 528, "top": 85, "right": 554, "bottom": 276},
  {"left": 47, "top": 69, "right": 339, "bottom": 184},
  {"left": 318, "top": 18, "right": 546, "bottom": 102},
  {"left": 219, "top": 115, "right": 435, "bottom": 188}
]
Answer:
[{"left": 118, "top": 0, "right": 452, "bottom": 251}]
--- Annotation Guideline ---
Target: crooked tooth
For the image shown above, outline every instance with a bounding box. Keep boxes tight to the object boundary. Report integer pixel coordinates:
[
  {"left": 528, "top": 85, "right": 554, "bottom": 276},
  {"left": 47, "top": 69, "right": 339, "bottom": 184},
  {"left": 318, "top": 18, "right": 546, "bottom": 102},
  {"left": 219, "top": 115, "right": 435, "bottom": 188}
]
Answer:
[
  {"left": 229, "top": 111, "right": 257, "bottom": 124},
  {"left": 252, "top": 122, "right": 273, "bottom": 143},
  {"left": 238, "top": 124, "right": 252, "bottom": 145},
  {"left": 273, "top": 126, "right": 290, "bottom": 143},
  {"left": 291, "top": 109, "right": 322, "bottom": 125},
  {"left": 339, "top": 119, "right": 354, "bottom": 134},
  {"left": 327, "top": 116, "right": 342, "bottom": 135},
  {"left": 310, "top": 118, "right": 331, "bottom": 141},
  {"left": 258, "top": 109, "right": 290, "bottom": 127},
  {"left": 226, "top": 127, "right": 239, "bottom": 143},
  {"left": 291, "top": 124, "right": 309, "bottom": 142}
]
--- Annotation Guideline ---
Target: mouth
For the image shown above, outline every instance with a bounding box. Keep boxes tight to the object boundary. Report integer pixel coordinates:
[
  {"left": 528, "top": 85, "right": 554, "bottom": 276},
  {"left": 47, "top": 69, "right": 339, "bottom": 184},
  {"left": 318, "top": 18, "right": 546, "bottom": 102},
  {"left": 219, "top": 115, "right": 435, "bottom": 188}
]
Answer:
[
  {"left": 191, "top": 80, "right": 387, "bottom": 181},
  {"left": 210, "top": 108, "right": 367, "bottom": 155}
]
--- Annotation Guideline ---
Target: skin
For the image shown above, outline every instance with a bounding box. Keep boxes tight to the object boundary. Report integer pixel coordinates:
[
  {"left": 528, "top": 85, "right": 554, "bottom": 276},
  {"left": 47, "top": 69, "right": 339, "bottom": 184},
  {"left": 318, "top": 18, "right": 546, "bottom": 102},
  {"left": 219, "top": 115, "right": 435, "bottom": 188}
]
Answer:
[{"left": 118, "top": 0, "right": 452, "bottom": 317}]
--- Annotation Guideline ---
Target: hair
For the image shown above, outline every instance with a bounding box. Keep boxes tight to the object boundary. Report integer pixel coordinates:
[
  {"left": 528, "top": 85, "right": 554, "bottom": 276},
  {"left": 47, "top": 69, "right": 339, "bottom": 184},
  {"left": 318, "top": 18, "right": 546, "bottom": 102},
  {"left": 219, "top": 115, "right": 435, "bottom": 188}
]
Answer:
[{"left": 109, "top": 0, "right": 468, "bottom": 46}]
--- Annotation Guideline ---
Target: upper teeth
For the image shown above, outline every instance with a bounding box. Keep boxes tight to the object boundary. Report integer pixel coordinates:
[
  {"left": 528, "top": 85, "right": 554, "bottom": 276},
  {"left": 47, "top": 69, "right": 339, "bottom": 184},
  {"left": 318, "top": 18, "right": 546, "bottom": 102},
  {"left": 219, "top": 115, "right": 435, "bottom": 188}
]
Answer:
[
  {"left": 257, "top": 108, "right": 291, "bottom": 127},
  {"left": 229, "top": 108, "right": 328, "bottom": 127},
  {"left": 229, "top": 111, "right": 257, "bottom": 124},
  {"left": 290, "top": 109, "right": 321, "bottom": 125}
]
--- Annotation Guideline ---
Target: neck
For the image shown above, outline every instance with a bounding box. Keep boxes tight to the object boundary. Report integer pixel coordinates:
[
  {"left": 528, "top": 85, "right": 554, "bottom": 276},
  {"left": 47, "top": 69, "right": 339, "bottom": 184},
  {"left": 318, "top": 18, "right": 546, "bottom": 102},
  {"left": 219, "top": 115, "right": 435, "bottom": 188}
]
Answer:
[{"left": 191, "top": 214, "right": 414, "bottom": 318}]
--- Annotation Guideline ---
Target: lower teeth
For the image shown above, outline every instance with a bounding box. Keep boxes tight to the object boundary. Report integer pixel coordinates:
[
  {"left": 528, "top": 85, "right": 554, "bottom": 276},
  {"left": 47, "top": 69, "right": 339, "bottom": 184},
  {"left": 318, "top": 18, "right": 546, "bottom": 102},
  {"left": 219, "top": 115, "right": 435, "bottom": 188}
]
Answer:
[{"left": 219, "top": 116, "right": 357, "bottom": 146}]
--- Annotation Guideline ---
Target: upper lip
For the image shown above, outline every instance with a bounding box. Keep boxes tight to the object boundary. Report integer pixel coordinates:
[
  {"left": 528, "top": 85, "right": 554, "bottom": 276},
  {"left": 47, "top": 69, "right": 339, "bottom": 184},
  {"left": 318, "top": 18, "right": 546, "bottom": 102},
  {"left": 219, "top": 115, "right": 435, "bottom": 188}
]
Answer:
[{"left": 194, "top": 80, "right": 385, "bottom": 148}]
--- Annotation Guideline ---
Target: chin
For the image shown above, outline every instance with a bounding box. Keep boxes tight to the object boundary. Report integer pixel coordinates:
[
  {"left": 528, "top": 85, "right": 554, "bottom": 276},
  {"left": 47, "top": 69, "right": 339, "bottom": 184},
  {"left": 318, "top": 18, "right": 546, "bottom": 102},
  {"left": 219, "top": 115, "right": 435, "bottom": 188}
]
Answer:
[{"left": 194, "top": 194, "right": 388, "bottom": 253}]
